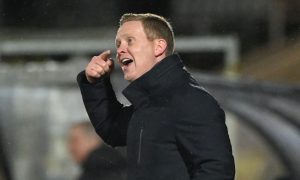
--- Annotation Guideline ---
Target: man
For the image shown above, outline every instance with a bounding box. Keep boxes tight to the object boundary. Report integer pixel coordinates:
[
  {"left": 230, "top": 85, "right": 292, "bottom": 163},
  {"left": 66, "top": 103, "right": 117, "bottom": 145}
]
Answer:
[
  {"left": 77, "top": 13, "right": 235, "bottom": 180},
  {"left": 68, "top": 121, "right": 126, "bottom": 180}
]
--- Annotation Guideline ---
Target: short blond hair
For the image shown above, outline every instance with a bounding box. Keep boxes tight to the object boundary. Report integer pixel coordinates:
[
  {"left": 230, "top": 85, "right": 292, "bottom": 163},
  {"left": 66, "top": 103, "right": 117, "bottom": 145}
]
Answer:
[{"left": 120, "top": 13, "right": 175, "bottom": 56}]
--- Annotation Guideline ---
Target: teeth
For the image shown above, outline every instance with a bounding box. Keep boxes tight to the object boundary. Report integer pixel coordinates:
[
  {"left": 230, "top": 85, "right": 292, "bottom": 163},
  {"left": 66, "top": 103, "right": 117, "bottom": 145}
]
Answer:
[{"left": 121, "top": 58, "right": 133, "bottom": 65}]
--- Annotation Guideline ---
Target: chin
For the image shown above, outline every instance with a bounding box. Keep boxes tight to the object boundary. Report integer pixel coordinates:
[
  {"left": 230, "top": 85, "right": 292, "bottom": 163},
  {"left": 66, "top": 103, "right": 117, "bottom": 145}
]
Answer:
[
  {"left": 124, "top": 74, "right": 136, "bottom": 82},
  {"left": 124, "top": 75, "right": 133, "bottom": 82}
]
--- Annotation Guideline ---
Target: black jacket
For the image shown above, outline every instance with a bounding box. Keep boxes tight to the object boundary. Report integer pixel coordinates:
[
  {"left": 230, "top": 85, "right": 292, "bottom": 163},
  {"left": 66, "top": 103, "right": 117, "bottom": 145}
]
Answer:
[
  {"left": 77, "top": 54, "right": 235, "bottom": 180},
  {"left": 78, "top": 145, "right": 126, "bottom": 180}
]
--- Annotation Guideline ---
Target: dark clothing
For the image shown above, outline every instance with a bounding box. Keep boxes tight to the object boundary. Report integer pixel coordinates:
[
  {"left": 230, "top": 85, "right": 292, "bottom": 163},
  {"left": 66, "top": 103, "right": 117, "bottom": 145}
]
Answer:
[
  {"left": 78, "top": 145, "right": 126, "bottom": 180},
  {"left": 77, "top": 54, "right": 235, "bottom": 180}
]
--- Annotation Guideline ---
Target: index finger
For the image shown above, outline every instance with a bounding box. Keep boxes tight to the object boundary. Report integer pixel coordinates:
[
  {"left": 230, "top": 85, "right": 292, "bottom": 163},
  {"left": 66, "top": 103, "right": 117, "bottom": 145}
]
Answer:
[{"left": 99, "top": 50, "right": 111, "bottom": 61}]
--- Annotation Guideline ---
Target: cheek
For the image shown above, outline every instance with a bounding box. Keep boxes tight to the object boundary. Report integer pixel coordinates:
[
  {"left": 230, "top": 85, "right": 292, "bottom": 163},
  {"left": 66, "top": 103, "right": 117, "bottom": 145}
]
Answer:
[
  {"left": 69, "top": 142, "right": 79, "bottom": 153},
  {"left": 69, "top": 138, "right": 85, "bottom": 153},
  {"left": 131, "top": 42, "right": 154, "bottom": 57},
  {"left": 134, "top": 50, "right": 155, "bottom": 66}
]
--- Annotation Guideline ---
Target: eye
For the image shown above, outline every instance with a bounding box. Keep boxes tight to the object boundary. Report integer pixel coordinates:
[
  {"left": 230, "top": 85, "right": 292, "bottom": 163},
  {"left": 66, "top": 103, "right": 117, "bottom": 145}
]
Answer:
[
  {"left": 115, "top": 40, "right": 121, "bottom": 48},
  {"left": 127, "top": 37, "right": 134, "bottom": 45}
]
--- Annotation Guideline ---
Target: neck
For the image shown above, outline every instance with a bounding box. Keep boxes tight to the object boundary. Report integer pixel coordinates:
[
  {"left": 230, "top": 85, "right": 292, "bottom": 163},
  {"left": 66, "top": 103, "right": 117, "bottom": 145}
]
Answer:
[{"left": 155, "top": 53, "right": 167, "bottom": 63}]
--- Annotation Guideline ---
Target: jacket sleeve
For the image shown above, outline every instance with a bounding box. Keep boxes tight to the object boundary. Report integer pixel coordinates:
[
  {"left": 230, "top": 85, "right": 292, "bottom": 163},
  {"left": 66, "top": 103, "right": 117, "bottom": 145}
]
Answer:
[
  {"left": 175, "top": 89, "right": 235, "bottom": 180},
  {"left": 77, "top": 71, "right": 133, "bottom": 147}
]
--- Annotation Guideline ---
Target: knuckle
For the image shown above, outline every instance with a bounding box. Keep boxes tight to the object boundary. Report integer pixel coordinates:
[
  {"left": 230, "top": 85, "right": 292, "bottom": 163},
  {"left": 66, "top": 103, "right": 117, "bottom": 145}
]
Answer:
[
  {"left": 93, "top": 71, "right": 100, "bottom": 77},
  {"left": 89, "top": 71, "right": 97, "bottom": 77},
  {"left": 99, "top": 60, "right": 106, "bottom": 66}
]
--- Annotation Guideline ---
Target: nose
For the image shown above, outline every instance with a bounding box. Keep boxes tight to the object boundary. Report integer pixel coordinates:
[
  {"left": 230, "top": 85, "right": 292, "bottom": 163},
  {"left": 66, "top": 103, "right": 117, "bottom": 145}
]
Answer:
[{"left": 117, "top": 43, "right": 127, "bottom": 57}]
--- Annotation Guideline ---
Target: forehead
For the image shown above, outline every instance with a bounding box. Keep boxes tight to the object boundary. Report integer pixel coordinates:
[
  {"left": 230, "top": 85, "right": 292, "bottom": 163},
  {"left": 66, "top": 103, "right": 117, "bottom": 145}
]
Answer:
[
  {"left": 69, "top": 126, "right": 84, "bottom": 136},
  {"left": 116, "top": 21, "right": 145, "bottom": 39}
]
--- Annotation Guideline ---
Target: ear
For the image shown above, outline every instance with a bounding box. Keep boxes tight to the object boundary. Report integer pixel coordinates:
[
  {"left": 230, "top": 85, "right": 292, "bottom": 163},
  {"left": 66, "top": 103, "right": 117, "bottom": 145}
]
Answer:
[{"left": 154, "top": 39, "right": 167, "bottom": 57}]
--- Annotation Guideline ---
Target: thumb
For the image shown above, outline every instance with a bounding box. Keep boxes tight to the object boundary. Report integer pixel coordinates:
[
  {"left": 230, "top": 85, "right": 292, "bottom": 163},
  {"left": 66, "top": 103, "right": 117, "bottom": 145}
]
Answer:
[
  {"left": 107, "top": 58, "right": 114, "bottom": 66},
  {"left": 107, "top": 58, "right": 114, "bottom": 72}
]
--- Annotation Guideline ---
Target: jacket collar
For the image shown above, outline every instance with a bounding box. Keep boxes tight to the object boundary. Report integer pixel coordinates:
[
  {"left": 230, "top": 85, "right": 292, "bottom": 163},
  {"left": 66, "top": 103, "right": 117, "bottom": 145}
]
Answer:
[{"left": 122, "top": 54, "right": 188, "bottom": 108}]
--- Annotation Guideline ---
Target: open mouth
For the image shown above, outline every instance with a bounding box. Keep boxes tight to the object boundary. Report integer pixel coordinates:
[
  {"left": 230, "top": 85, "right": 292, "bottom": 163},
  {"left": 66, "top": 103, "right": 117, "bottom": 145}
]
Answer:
[{"left": 121, "top": 58, "right": 133, "bottom": 66}]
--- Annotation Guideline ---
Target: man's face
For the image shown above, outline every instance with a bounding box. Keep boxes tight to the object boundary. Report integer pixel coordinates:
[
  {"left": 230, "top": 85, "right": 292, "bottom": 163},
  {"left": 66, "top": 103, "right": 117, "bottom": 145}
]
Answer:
[
  {"left": 116, "top": 21, "right": 159, "bottom": 81},
  {"left": 68, "top": 127, "right": 95, "bottom": 164}
]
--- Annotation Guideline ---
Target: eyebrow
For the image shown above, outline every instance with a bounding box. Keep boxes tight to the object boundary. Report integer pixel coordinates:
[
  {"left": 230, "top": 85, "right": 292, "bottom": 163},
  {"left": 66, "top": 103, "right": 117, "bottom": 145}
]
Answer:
[
  {"left": 116, "top": 33, "right": 134, "bottom": 39},
  {"left": 115, "top": 35, "right": 136, "bottom": 44}
]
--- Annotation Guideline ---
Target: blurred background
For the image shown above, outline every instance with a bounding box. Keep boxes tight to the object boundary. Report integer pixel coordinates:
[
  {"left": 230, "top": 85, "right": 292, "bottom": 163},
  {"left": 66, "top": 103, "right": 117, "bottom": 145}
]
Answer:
[{"left": 0, "top": 0, "right": 299, "bottom": 180}]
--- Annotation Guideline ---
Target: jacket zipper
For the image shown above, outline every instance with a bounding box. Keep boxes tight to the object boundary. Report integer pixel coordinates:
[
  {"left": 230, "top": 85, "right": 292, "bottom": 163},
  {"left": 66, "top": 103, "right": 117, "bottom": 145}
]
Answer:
[{"left": 137, "top": 127, "right": 143, "bottom": 164}]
